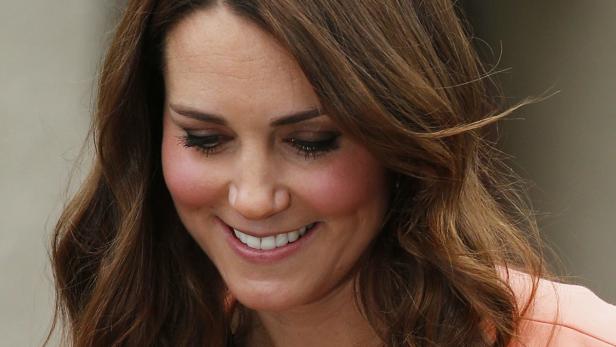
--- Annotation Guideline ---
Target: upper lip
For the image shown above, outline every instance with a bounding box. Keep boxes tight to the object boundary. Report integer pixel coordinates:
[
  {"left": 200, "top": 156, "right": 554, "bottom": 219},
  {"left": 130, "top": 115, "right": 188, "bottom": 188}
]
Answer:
[{"left": 219, "top": 218, "right": 314, "bottom": 238}]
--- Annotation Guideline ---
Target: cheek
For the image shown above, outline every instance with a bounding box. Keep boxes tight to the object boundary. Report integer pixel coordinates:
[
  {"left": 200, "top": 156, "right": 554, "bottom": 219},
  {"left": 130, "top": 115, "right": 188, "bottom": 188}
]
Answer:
[
  {"left": 161, "top": 130, "right": 224, "bottom": 209},
  {"left": 299, "top": 146, "right": 388, "bottom": 217}
]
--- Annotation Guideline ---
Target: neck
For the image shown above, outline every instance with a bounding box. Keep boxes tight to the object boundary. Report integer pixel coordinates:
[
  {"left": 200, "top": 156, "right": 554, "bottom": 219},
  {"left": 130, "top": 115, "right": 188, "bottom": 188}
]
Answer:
[{"left": 246, "top": 278, "right": 381, "bottom": 347}]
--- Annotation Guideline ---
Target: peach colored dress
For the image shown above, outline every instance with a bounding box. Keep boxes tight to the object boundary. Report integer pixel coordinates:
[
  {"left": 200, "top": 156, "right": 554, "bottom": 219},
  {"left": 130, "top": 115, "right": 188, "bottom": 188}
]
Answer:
[{"left": 504, "top": 269, "right": 616, "bottom": 346}]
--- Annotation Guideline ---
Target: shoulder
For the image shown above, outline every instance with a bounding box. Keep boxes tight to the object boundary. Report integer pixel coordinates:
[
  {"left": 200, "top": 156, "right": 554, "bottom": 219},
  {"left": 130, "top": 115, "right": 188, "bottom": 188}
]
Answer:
[{"left": 499, "top": 268, "right": 616, "bottom": 346}]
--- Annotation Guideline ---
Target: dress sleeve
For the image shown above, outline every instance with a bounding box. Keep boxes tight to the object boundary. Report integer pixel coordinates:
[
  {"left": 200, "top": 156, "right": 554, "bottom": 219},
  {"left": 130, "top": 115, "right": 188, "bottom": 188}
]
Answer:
[{"left": 504, "top": 269, "right": 616, "bottom": 347}]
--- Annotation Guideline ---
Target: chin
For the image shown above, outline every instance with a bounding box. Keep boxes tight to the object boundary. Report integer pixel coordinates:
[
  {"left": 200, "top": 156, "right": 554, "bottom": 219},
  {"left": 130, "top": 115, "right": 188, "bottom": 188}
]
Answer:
[
  {"left": 237, "top": 295, "right": 295, "bottom": 312},
  {"left": 228, "top": 280, "right": 317, "bottom": 312}
]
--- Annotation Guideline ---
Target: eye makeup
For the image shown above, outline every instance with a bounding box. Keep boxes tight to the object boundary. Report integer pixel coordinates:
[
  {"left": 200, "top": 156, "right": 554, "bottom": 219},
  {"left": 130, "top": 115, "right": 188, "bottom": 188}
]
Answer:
[
  {"left": 284, "top": 132, "right": 340, "bottom": 160},
  {"left": 180, "top": 133, "right": 231, "bottom": 156},
  {"left": 179, "top": 131, "right": 341, "bottom": 160}
]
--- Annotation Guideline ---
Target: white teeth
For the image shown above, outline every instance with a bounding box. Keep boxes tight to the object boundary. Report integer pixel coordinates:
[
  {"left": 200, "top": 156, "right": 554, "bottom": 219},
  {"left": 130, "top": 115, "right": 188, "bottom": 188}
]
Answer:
[
  {"left": 232, "top": 223, "right": 315, "bottom": 250},
  {"left": 245, "top": 234, "right": 260, "bottom": 249},
  {"left": 260, "top": 236, "right": 276, "bottom": 250},
  {"left": 287, "top": 230, "right": 299, "bottom": 242},
  {"left": 234, "top": 229, "right": 247, "bottom": 244},
  {"left": 275, "top": 233, "right": 289, "bottom": 247}
]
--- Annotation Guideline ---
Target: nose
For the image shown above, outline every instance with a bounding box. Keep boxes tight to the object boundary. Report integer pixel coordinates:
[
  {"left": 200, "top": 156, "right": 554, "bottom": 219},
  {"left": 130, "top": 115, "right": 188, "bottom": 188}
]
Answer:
[{"left": 228, "top": 154, "right": 290, "bottom": 220}]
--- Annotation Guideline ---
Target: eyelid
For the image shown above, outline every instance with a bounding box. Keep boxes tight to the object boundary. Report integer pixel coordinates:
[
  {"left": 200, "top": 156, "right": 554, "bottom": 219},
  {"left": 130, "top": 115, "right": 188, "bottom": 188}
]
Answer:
[
  {"left": 179, "top": 132, "right": 231, "bottom": 156},
  {"left": 178, "top": 128, "right": 342, "bottom": 160},
  {"left": 179, "top": 125, "right": 230, "bottom": 134},
  {"left": 287, "top": 129, "right": 341, "bottom": 139}
]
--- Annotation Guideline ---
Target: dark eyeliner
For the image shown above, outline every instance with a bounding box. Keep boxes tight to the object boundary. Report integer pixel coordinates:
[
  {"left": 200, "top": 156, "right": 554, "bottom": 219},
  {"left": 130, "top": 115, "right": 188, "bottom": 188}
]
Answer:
[
  {"left": 180, "top": 133, "right": 226, "bottom": 156},
  {"left": 287, "top": 132, "right": 341, "bottom": 160},
  {"left": 179, "top": 131, "right": 340, "bottom": 160}
]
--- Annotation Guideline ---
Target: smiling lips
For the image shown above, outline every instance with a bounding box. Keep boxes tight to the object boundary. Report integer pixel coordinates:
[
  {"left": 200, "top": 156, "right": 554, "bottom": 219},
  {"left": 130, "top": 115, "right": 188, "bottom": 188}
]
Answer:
[{"left": 232, "top": 223, "right": 317, "bottom": 250}]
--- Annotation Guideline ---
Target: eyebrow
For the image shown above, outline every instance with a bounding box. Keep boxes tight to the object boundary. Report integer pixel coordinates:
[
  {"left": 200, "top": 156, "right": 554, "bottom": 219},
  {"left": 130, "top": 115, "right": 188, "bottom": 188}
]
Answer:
[{"left": 169, "top": 104, "right": 324, "bottom": 127}]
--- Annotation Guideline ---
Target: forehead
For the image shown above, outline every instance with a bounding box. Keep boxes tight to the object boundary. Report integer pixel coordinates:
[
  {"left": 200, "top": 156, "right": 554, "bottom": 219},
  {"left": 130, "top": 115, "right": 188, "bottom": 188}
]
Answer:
[{"left": 163, "top": 5, "right": 320, "bottom": 118}]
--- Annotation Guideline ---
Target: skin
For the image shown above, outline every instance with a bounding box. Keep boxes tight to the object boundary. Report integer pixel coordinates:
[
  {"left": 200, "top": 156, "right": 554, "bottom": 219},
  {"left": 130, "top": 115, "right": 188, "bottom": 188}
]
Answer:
[{"left": 161, "top": 5, "right": 388, "bottom": 346}]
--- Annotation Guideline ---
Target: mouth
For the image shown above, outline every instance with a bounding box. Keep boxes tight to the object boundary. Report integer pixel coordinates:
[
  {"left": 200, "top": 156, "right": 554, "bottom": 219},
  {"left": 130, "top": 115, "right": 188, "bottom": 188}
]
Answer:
[{"left": 231, "top": 222, "right": 318, "bottom": 251}]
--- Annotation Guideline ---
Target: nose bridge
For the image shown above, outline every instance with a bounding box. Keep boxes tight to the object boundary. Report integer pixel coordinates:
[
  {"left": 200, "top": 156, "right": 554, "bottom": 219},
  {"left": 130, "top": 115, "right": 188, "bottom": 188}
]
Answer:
[
  {"left": 238, "top": 147, "right": 274, "bottom": 194},
  {"left": 229, "top": 146, "right": 288, "bottom": 219}
]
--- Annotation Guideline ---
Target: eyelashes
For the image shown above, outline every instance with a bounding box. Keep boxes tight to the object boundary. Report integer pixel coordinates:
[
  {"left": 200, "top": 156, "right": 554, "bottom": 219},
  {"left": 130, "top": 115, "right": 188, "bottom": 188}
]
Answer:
[
  {"left": 181, "top": 134, "right": 228, "bottom": 156},
  {"left": 179, "top": 132, "right": 340, "bottom": 160},
  {"left": 284, "top": 135, "right": 340, "bottom": 160}
]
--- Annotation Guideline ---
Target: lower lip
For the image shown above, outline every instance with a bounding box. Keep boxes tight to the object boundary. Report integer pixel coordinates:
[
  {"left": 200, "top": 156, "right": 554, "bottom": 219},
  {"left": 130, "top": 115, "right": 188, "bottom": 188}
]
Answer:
[{"left": 217, "top": 218, "right": 319, "bottom": 264}]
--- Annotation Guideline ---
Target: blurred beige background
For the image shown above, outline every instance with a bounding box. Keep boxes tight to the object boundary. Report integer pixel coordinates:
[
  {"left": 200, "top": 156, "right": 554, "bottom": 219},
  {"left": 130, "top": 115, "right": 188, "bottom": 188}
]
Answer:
[
  {"left": 1, "top": 1, "right": 614, "bottom": 345},
  {"left": 1, "top": 2, "right": 117, "bottom": 346},
  {"left": 464, "top": 0, "right": 616, "bottom": 302}
]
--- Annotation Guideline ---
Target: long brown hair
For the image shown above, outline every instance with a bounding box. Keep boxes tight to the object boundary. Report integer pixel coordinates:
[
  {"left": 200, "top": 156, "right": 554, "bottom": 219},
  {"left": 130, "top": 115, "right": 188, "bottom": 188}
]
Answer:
[{"left": 50, "top": 0, "right": 550, "bottom": 345}]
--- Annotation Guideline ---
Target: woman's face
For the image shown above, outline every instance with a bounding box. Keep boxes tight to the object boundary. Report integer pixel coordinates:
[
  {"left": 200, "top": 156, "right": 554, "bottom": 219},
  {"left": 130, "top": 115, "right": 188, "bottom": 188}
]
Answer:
[{"left": 161, "top": 6, "right": 389, "bottom": 311}]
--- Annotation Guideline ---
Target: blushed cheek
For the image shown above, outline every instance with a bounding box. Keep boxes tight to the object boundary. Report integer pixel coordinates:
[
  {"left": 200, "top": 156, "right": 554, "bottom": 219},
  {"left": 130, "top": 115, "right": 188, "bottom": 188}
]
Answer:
[
  {"left": 299, "top": 147, "right": 389, "bottom": 217},
  {"left": 161, "top": 131, "right": 224, "bottom": 210}
]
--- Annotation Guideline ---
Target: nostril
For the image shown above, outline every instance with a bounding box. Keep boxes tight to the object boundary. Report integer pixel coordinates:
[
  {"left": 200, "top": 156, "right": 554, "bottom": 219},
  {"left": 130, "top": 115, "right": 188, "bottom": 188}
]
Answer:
[
  {"left": 228, "top": 183, "right": 290, "bottom": 220},
  {"left": 230, "top": 191, "right": 276, "bottom": 220}
]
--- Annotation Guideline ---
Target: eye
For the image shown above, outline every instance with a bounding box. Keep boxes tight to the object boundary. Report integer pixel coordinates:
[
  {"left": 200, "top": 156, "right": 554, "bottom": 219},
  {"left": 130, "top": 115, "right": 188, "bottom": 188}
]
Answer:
[
  {"left": 180, "top": 133, "right": 230, "bottom": 156},
  {"left": 285, "top": 132, "right": 341, "bottom": 160},
  {"left": 178, "top": 131, "right": 341, "bottom": 159}
]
